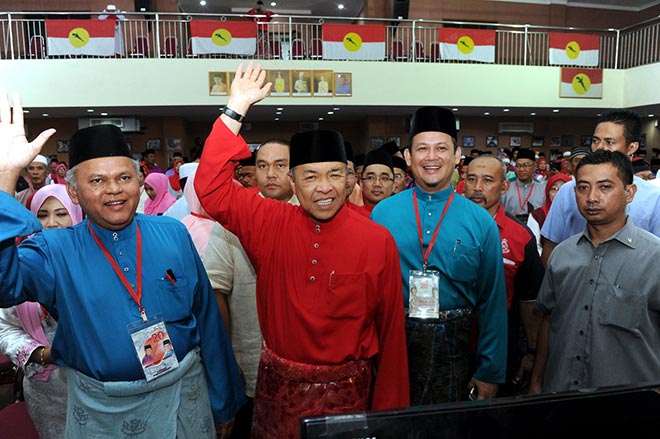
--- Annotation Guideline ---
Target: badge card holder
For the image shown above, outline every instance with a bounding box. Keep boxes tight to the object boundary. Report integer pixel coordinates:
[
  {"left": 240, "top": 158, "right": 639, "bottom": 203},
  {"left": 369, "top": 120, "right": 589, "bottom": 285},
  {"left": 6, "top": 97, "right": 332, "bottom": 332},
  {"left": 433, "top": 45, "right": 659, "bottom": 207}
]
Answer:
[
  {"left": 128, "top": 313, "right": 179, "bottom": 382},
  {"left": 408, "top": 270, "right": 440, "bottom": 319}
]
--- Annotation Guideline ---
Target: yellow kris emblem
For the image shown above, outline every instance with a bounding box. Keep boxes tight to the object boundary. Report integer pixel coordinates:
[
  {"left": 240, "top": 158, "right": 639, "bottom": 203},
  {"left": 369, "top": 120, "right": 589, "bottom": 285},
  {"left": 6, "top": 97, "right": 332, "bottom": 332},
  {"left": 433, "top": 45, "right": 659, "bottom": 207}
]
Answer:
[
  {"left": 457, "top": 36, "right": 474, "bottom": 54},
  {"left": 343, "top": 32, "right": 362, "bottom": 52},
  {"left": 565, "top": 41, "right": 581, "bottom": 60},
  {"left": 571, "top": 73, "right": 591, "bottom": 95},
  {"left": 68, "top": 27, "right": 89, "bottom": 48},
  {"left": 212, "top": 28, "right": 232, "bottom": 46}
]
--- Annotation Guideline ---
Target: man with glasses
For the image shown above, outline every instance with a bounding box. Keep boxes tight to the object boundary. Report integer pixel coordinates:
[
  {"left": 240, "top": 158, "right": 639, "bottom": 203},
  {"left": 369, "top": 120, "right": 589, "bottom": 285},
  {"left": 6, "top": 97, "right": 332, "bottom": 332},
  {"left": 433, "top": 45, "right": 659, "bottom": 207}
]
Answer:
[
  {"left": 392, "top": 156, "right": 410, "bottom": 194},
  {"left": 358, "top": 149, "right": 395, "bottom": 215},
  {"left": 502, "top": 148, "right": 546, "bottom": 222}
]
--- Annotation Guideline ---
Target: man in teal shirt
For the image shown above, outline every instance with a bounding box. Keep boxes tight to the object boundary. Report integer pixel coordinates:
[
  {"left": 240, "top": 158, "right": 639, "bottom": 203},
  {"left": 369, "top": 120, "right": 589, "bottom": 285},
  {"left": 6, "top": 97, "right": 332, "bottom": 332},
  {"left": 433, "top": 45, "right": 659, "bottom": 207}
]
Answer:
[{"left": 372, "top": 106, "right": 507, "bottom": 404}]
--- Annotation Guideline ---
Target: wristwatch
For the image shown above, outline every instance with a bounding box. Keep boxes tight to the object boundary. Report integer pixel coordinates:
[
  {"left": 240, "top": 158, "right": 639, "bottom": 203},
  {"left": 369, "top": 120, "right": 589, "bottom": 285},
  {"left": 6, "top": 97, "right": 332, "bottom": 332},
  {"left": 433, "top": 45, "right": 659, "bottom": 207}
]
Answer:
[{"left": 222, "top": 106, "right": 245, "bottom": 123}]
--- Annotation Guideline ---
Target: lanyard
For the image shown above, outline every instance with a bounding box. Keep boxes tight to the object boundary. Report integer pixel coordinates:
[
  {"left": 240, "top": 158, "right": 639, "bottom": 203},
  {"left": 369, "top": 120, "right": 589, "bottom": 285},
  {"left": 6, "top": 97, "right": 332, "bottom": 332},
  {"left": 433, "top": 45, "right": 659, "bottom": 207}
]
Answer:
[
  {"left": 516, "top": 180, "right": 534, "bottom": 212},
  {"left": 88, "top": 222, "right": 146, "bottom": 322},
  {"left": 413, "top": 190, "right": 455, "bottom": 271}
]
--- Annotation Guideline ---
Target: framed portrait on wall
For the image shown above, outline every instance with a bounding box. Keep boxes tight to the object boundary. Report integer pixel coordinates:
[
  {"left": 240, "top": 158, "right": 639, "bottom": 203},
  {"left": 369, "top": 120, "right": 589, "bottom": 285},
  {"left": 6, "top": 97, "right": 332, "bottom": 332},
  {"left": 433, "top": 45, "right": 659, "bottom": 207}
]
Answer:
[
  {"left": 370, "top": 136, "right": 385, "bottom": 149},
  {"left": 312, "top": 70, "right": 333, "bottom": 96},
  {"left": 561, "top": 135, "right": 574, "bottom": 147},
  {"left": 510, "top": 136, "right": 522, "bottom": 147},
  {"left": 292, "top": 70, "right": 312, "bottom": 96},
  {"left": 580, "top": 135, "right": 592, "bottom": 147},
  {"left": 334, "top": 72, "right": 352, "bottom": 97},
  {"left": 268, "top": 70, "right": 291, "bottom": 96},
  {"left": 550, "top": 136, "right": 561, "bottom": 147},
  {"left": 462, "top": 136, "right": 475, "bottom": 147},
  {"left": 56, "top": 140, "right": 69, "bottom": 153},
  {"left": 146, "top": 138, "right": 162, "bottom": 151},
  {"left": 208, "top": 72, "right": 228, "bottom": 96},
  {"left": 486, "top": 136, "right": 498, "bottom": 147},
  {"left": 166, "top": 138, "right": 182, "bottom": 151},
  {"left": 532, "top": 136, "right": 544, "bottom": 147},
  {"left": 388, "top": 136, "right": 401, "bottom": 147}
]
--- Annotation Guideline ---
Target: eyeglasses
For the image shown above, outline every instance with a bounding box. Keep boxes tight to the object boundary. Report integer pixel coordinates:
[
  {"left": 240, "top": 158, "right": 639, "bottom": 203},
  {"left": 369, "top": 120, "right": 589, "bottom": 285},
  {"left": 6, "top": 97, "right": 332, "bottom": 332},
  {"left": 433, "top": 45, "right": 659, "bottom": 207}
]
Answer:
[
  {"left": 362, "top": 175, "right": 393, "bottom": 183},
  {"left": 514, "top": 163, "right": 535, "bottom": 169}
]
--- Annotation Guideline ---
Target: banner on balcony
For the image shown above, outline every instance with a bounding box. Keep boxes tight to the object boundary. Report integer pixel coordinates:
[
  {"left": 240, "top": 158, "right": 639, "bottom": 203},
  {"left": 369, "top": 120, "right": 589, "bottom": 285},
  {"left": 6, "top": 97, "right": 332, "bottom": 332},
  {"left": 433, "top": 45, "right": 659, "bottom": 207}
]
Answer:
[
  {"left": 560, "top": 68, "right": 603, "bottom": 98},
  {"left": 437, "top": 28, "right": 496, "bottom": 63},
  {"left": 46, "top": 20, "right": 115, "bottom": 56},
  {"left": 549, "top": 33, "right": 599, "bottom": 66},
  {"left": 190, "top": 21, "right": 257, "bottom": 55},
  {"left": 322, "top": 24, "right": 386, "bottom": 60}
]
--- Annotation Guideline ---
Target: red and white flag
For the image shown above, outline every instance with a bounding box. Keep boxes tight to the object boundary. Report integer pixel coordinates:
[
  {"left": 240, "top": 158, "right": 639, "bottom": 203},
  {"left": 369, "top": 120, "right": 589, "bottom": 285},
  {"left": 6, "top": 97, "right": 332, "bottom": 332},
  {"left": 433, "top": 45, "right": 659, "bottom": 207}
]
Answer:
[
  {"left": 46, "top": 20, "right": 115, "bottom": 56},
  {"left": 560, "top": 68, "right": 603, "bottom": 98},
  {"left": 549, "top": 33, "right": 599, "bottom": 67},
  {"left": 322, "top": 24, "right": 385, "bottom": 60},
  {"left": 190, "top": 21, "right": 256, "bottom": 56},
  {"left": 437, "top": 28, "right": 496, "bottom": 63}
]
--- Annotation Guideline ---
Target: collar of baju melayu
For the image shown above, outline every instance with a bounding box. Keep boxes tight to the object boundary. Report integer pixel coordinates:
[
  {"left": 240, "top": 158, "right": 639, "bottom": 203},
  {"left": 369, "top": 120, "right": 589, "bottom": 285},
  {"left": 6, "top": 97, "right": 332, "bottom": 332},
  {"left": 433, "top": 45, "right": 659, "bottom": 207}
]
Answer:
[
  {"left": 578, "top": 215, "right": 638, "bottom": 249},
  {"left": 302, "top": 202, "right": 351, "bottom": 233},
  {"left": 412, "top": 184, "right": 453, "bottom": 203},
  {"left": 87, "top": 217, "right": 138, "bottom": 243}
]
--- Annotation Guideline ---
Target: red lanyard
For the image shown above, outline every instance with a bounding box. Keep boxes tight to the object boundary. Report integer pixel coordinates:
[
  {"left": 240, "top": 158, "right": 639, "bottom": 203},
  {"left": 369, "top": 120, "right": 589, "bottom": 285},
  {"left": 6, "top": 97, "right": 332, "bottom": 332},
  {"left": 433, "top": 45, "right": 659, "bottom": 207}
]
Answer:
[
  {"left": 516, "top": 181, "right": 534, "bottom": 212},
  {"left": 413, "top": 190, "right": 455, "bottom": 271},
  {"left": 88, "top": 222, "right": 146, "bottom": 321}
]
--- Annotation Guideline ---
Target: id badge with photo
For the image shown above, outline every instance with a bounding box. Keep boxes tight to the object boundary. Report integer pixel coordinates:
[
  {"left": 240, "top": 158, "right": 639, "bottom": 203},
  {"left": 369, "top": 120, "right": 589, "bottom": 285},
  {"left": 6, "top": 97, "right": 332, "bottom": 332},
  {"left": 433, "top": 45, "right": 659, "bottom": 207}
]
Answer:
[
  {"left": 128, "top": 313, "right": 179, "bottom": 382},
  {"left": 408, "top": 270, "right": 440, "bottom": 319}
]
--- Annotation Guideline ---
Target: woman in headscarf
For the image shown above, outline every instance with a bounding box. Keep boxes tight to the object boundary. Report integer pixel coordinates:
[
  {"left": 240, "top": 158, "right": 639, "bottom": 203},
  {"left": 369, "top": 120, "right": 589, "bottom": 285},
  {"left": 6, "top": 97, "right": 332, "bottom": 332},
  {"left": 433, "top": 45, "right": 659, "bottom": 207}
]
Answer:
[
  {"left": 167, "top": 156, "right": 185, "bottom": 199},
  {"left": 0, "top": 184, "right": 83, "bottom": 439},
  {"left": 53, "top": 162, "right": 68, "bottom": 185},
  {"left": 143, "top": 172, "right": 176, "bottom": 216},
  {"left": 527, "top": 173, "right": 572, "bottom": 255},
  {"left": 180, "top": 171, "right": 215, "bottom": 258}
]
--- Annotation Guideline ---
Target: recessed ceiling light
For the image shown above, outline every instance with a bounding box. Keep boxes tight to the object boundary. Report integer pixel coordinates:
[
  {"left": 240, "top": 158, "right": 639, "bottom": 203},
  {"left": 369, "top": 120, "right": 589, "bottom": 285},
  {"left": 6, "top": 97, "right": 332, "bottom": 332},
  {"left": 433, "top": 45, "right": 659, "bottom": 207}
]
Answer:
[
  {"left": 452, "top": 108, "right": 459, "bottom": 112},
  {"left": 87, "top": 109, "right": 94, "bottom": 112},
  {"left": 553, "top": 109, "right": 559, "bottom": 113},
  {"left": 41, "top": 113, "right": 48, "bottom": 117},
  {"left": 101, "top": 112, "right": 108, "bottom": 116},
  {"left": 338, "top": 4, "right": 345, "bottom": 10},
  {"left": 530, "top": 112, "right": 536, "bottom": 116},
  {"left": 23, "top": 110, "right": 29, "bottom": 114},
  {"left": 484, "top": 112, "right": 490, "bottom": 116},
  {"left": 503, "top": 108, "right": 510, "bottom": 112},
  {"left": 276, "top": 107, "right": 283, "bottom": 111},
  {"left": 275, "top": 117, "right": 280, "bottom": 121},
  {"left": 276, "top": 111, "right": 282, "bottom": 115},
  {"left": 327, "top": 111, "right": 334, "bottom": 115},
  {"left": 596, "top": 113, "right": 602, "bottom": 116},
  {"left": 270, "top": 1, "right": 276, "bottom": 6},
  {"left": 648, "top": 114, "right": 655, "bottom": 117},
  {"left": 318, "top": 117, "right": 324, "bottom": 121},
  {"left": 200, "top": 0, "right": 206, "bottom": 6}
]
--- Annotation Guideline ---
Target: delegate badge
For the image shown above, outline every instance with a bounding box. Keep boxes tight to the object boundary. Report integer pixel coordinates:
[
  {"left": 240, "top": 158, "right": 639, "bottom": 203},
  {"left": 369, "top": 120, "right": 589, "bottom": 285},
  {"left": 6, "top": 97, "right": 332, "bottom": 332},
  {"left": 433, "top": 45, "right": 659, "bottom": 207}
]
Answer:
[
  {"left": 408, "top": 270, "right": 440, "bottom": 319},
  {"left": 128, "top": 313, "right": 179, "bottom": 382}
]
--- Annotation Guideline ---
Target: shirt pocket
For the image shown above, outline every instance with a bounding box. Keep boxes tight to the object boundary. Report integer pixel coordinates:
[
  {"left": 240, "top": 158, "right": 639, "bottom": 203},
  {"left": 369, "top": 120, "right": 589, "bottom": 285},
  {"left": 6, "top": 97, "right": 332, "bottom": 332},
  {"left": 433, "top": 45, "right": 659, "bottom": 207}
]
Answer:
[
  {"left": 598, "top": 286, "right": 645, "bottom": 337},
  {"left": 442, "top": 243, "right": 480, "bottom": 285},
  {"left": 326, "top": 273, "right": 367, "bottom": 320},
  {"left": 154, "top": 276, "right": 192, "bottom": 323}
]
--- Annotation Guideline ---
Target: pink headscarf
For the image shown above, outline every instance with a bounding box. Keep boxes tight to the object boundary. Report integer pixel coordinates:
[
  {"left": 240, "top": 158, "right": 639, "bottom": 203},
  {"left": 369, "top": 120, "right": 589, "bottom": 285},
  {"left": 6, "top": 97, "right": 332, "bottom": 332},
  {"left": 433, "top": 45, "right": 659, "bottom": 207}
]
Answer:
[
  {"left": 54, "top": 163, "right": 68, "bottom": 185},
  {"left": 17, "top": 184, "right": 83, "bottom": 381},
  {"left": 143, "top": 173, "right": 176, "bottom": 216},
  {"left": 181, "top": 171, "right": 216, "bottom": 256},
  {"left": 30, "top": 183, "right": 84, "bottom": 225}
]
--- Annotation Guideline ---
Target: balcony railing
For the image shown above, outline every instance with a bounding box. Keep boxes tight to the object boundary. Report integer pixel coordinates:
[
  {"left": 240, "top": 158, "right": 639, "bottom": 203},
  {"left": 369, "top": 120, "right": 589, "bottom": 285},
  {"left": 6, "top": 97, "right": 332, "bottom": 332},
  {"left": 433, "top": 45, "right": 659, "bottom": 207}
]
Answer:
[{"left": 1, "top": 11, "right": 658, "bottom": 69}]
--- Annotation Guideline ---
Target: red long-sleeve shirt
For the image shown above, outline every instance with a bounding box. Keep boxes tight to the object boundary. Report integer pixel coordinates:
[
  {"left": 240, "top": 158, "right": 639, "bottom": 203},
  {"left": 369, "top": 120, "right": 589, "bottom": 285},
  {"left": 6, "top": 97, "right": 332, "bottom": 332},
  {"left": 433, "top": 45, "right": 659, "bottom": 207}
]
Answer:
[{"left": 195, "top": 120, "right": 409, "bottom": 410}]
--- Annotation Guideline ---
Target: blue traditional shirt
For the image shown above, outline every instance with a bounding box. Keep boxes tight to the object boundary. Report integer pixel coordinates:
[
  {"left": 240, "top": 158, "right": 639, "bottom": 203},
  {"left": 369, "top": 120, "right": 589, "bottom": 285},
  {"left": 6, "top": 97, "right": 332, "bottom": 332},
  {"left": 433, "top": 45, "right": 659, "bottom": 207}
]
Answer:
[
  {"left": 0, "top": 191, "right": 245, "bottom": 423},
  {"left": 371, "top": 186, "right": 508, "bottom": 384}
]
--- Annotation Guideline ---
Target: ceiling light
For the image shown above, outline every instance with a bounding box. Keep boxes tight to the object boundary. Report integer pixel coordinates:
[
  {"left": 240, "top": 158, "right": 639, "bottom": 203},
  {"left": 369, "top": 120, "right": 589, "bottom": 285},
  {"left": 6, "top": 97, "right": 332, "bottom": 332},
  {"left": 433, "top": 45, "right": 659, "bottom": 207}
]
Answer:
[
  {"left": 553, "top": 109, "right": 559, "bottom": 113},
  {"left": 276, "top": 107, "right": 283, "bottom": 111},
  {"left": 648, "top": 114, "right": 655, "bottom": 117},
  {"left": 87, "top": 109, "right": 94, "bottom": 112},
  {"left": 200, "top": 0, "right": 206, "bottom": 6},
  {"left": 41, "top": 113, "right": 48, "bottom": 117},
  {"left": 270, "top": 2, "right": 276, "bottom": 6},
  {"left": 596, "top": 113, "right": 602, "bottom": 116},
  {"left": 101, "top": 112, "right": 108, "bottom": 116},
  {"left": 503, "top": 108, "right": 510, "bottom": 112},
  {"left": 327, "top": 111, "right": 334, "bottom": 115},
  {"left": 338, "top": 4, "right": 345, "bottom": 10},
  {"left": 333, "top": 107, "right": 340, "bottom": 111},
  {"left": 452, "top": 108, "right": 458, "bottom": 112},
  {"left": 275, "top": 117, "right": 280, "bottom": 121},
  {"left": 318, "top": 117, "right": 324, "bottom": 121},
  {"left": 530, "top": 112, "right": 536, "bottom": 116},
  {"left": 23, "top": 110, "right": 29, "bottom": 114},
  {"left": 484, "top": 112, "right": 490, "bottom": 116},
  {"left": 276, "top": 111, "right": 282, "bottom": 115}
]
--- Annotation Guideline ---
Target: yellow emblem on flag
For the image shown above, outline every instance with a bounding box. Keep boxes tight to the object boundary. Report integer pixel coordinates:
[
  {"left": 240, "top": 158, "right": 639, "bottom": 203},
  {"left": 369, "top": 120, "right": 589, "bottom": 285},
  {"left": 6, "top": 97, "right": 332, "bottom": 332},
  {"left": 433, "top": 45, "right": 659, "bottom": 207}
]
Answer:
[
  {"left": 343, "top": 32, "right": 362, "bottom": 52},
  {"left": 68, "top": 28, "right": 89, "bottom": 48},
  {"left": 457, "top": 36, "right": 475, "bottom": 54},
  {"left": 212, "top": 28, "right": 232, "bottom": 46},
  {"left": 571, "top": 73, "right": 591, "bottom": 94},
  {"left": 565, "top": 41, "right": 581, "bottom": 60}
]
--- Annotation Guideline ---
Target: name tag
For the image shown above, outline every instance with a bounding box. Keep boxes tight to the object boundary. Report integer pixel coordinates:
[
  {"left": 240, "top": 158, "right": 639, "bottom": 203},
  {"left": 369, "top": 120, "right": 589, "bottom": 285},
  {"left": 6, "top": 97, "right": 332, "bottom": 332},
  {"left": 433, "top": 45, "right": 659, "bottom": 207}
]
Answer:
[
  {"left": 128, "top": 313, "right": 179, "bottom": 382},
  {"left": 408, "top": 270, "right": 440, "bottom": 319}
]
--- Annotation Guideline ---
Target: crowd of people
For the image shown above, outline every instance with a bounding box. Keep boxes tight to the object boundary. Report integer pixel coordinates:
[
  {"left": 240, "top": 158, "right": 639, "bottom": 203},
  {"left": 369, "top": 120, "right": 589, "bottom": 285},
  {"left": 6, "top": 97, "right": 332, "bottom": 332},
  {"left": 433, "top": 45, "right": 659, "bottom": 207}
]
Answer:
[{"left": 1, "top": 62, "right": 659, "bottom": 438}]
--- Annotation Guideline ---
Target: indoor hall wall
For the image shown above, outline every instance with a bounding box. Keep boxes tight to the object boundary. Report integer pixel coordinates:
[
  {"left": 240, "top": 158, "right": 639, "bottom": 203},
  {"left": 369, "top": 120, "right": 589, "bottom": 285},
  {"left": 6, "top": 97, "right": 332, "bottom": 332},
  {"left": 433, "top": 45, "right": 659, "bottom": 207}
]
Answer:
[
  {"left": 6, "top": 0, "right": 178, "bottom": 13},
  {"left": 408, "top": 0, "right": 660, "bottom": 28}
]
